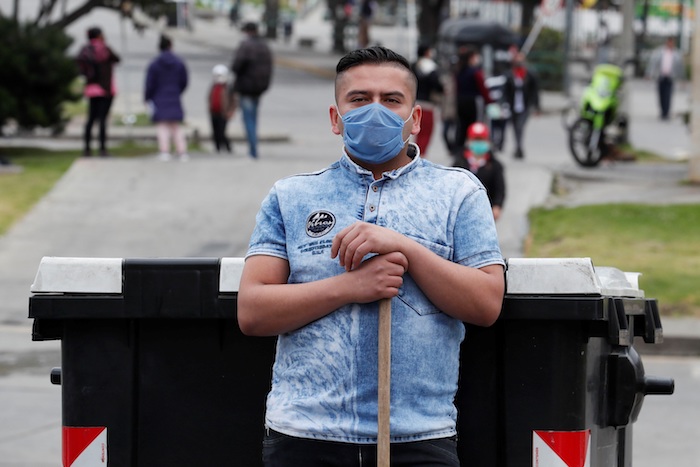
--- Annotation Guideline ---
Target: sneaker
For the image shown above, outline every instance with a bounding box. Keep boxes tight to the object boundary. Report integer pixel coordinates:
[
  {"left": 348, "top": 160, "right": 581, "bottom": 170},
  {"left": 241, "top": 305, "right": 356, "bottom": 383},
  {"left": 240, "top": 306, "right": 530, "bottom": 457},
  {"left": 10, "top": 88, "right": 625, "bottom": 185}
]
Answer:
[
  {"left": 179, "top": 153, "right": 190, "bottom": 162},
  {"left": 158, "top": 152, "right": 172, "bottom": 161}
]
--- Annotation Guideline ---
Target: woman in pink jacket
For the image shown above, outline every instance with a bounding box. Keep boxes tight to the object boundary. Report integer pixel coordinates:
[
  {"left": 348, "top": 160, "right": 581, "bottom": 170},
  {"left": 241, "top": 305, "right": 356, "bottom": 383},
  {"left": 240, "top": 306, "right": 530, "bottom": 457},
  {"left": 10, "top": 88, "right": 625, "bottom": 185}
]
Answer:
[{"left": 76, "top": 27, "right": 120, "bottom": 157}]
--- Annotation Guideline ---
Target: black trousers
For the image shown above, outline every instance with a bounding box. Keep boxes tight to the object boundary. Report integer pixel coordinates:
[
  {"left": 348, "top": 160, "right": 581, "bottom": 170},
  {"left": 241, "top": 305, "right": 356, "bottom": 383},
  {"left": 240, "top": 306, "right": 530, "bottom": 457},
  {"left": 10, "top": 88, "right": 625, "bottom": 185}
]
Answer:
[
  {"left": 262, "top": 429, "right": 460, "bottom": 467},
  {"left": 210, "top": 114, "right": 231, "bottom": 152},
  {"left": 455, "top": 96, "right": 478, "bottom": 151},
  {"left": 84, "top": 96, "right": 113, "bottom": 153},
  {"left": 657, "top": 76, "right": 674, "bottom": 119}
]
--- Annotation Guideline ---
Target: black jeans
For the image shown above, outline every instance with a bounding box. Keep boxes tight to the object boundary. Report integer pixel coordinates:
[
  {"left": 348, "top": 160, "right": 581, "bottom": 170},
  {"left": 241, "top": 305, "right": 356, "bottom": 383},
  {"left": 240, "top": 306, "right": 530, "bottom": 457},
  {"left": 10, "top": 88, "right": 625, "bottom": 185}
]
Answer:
[
  {"left": 84, "top": 95, "right": 113, "bottom": 154},
  {"left": 210, "top": 114, "right": 231, "bottom": 152},
  {"left": 657, "top": 76, "right": 674, "bottom": 119},
  {"left": 262, "top": 430, "right": 460, "bottom": 466}
]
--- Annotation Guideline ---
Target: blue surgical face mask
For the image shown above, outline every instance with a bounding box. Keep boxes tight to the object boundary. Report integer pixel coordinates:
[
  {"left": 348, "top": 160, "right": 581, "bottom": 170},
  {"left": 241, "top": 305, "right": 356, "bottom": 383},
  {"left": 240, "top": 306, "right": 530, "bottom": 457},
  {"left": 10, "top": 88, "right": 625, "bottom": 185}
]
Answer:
[
  {"left": 468, "top": 140, "right": 491, "bottom": 156},
  {"left": 338, "top": 103, "right": 412, "bottom": 164}
]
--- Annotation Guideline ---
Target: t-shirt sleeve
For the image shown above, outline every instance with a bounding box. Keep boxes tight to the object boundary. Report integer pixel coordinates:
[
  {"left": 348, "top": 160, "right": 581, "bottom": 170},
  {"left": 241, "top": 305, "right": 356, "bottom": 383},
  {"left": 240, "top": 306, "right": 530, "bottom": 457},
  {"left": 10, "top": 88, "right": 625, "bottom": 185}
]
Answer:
[
  {"left": 453, "top": 184, "right": 505, "bottom": 269},
  {"left": 246, "top": 185, "right": 288, "bottom": 260}
]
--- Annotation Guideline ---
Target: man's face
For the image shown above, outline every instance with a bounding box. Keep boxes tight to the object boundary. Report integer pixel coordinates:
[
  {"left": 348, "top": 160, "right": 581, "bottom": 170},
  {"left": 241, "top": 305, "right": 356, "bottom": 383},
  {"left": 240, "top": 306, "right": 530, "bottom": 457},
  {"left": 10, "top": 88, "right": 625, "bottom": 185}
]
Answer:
[{"left": 330, "top": 63, "right": 420, "bottom": 140}]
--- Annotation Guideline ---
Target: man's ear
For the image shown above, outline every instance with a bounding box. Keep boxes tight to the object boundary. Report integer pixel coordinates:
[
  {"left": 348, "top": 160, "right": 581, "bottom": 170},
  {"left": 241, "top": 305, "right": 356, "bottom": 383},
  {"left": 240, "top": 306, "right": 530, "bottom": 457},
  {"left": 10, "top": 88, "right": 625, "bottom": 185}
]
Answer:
[
  {"left": 410, "top": 105, "right": 423, "bottom": 136},
  {"left": 330, "top": 105, "right": 342, "bottom": 135}
]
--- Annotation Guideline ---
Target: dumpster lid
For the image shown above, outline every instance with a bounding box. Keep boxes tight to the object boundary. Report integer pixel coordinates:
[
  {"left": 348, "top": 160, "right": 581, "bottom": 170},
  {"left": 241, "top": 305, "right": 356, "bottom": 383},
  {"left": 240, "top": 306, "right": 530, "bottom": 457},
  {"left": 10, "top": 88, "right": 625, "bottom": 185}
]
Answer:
[
  {"left": 31, "top": 257, "right": 123, "bottom": 293},
  {"left": 30, "top": 256, "right": 246, "bottom": 294},
  {"left": 506, "top": 258, "right": 644, "bottom": 298}
]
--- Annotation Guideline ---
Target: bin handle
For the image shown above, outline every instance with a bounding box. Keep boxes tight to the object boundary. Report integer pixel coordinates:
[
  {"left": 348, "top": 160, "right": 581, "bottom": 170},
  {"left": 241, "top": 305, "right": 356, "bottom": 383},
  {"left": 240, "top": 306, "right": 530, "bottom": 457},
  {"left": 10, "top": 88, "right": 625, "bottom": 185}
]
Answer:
[{"left": 643, "top": 376, "right": 674, "bottom": 395}]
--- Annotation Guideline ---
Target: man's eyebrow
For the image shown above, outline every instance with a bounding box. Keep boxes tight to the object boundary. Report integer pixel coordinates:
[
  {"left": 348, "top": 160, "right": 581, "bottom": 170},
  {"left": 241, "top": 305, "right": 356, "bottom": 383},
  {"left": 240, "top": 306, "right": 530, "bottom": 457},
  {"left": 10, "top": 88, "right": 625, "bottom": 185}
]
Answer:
[{"left": 343, "top": 90, "right": 407, "bottom": 99}]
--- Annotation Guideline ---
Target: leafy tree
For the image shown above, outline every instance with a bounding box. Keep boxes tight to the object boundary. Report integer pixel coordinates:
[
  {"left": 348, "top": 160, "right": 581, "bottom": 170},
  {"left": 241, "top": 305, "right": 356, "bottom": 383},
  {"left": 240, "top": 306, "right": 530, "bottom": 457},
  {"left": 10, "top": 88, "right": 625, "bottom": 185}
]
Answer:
[
  {"left": 0, "top": 17, "right": 80, "bottom": 134},
  {"left": 0, "top": 1, "right": 171, "bottom": 133}
]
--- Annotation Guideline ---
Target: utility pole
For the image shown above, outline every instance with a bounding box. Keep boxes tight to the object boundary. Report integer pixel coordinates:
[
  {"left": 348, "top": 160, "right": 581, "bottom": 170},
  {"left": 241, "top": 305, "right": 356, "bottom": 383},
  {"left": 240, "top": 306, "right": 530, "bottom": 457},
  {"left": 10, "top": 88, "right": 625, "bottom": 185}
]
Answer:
[
  {"left": 617, "top": 0, "right": 635, "bottom": 146},
  {"left": 562, "top": 0, "right": 574, "bottom": 97},
  {"left": 690, "top": 0, "right": 700, "bottom": 183}
]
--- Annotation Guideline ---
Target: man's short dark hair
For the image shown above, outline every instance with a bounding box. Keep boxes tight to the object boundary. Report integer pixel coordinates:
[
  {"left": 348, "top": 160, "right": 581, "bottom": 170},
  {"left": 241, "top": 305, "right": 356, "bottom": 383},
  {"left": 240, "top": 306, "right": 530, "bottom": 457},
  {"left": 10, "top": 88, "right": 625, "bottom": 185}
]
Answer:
[
  {"left": 159, "top": 35, "right": 172, "bottom": 51},
  {"left": 87, "top": 27, "right": 102, "bottom": 40},
  {"left": 335, "top": 46, "right": 417, "bottom": 101},
  {"left": 417, "top": 43, "right": 431, "bottom": 58},
  {"left": 336, "top": 46, "right": 412, "bottom": 75},
  {"left": 242, "top": 22, "right": 258, "bottom": 34}
]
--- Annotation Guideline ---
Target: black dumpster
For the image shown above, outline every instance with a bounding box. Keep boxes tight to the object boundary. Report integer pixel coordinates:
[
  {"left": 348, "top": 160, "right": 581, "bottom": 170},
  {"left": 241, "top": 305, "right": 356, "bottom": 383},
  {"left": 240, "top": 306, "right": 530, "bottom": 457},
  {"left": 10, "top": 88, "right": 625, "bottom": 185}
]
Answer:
[
  {"left": 456, "top": 257, "right": 674, "bottom": 467},
  {"left": 30, "top": 257, "right": 672, "bottom": 467},
  {"left": 29, "top": 257, "right": 276, "bottom": 467}
]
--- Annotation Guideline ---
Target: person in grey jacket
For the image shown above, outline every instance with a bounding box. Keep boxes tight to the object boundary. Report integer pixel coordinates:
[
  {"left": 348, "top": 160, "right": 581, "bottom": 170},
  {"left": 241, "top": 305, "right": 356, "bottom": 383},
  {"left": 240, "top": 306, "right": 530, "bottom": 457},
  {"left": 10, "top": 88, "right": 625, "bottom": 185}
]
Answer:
[
  {"left": 645, "top": 37, "right": 685, "bottom": 121},
  {"left": 231, "top": 22, "right": 273, "bottom": 158}
]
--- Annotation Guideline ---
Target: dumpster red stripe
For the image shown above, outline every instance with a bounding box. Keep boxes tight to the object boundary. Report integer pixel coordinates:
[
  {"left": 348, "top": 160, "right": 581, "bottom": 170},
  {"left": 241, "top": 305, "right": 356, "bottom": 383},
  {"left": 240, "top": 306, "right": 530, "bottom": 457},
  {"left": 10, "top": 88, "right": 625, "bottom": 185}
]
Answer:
[
  {"left": 533, "top": 430, "right": 590, "bottom": 467},
  {"left": 63, "top": 427, "right": 107, "bottom": 466}
]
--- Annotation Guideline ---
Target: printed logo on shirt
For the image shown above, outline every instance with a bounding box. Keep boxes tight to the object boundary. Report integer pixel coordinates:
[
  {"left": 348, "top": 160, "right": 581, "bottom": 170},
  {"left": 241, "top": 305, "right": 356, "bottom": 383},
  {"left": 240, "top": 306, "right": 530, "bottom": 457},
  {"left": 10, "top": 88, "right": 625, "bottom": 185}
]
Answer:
[{"left": 306, "top": 211, "right": 336, "bottom": 238}]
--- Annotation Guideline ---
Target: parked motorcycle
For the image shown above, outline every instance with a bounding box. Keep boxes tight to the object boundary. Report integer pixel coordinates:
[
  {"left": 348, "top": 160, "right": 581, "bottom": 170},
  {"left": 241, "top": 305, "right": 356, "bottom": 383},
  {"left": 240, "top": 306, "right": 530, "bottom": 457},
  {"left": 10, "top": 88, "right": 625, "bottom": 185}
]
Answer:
[{"left": 566, "top": 64, "right": 624, "bottom": 167}]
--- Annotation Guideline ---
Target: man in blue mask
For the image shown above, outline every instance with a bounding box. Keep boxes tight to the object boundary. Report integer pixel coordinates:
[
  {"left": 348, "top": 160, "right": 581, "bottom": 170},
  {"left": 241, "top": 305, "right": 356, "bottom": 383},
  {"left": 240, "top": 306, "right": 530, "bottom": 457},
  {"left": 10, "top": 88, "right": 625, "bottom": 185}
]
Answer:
[{"left": 238, "top": 46, "right": 505, "bottom": 466}]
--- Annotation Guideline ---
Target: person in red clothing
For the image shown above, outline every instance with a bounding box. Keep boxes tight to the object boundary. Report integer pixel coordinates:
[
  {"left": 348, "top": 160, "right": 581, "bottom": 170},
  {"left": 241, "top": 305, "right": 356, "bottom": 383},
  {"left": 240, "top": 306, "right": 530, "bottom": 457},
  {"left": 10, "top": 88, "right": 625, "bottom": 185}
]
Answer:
[
  {"left": 453, "top": 46, "right": 491, "bottom": 153},
  {"left": 208, "top": 64, "right": 236, "bottom": 153},
  {"left": 452, "top": 122, "right": 505, "bottom": 221}
]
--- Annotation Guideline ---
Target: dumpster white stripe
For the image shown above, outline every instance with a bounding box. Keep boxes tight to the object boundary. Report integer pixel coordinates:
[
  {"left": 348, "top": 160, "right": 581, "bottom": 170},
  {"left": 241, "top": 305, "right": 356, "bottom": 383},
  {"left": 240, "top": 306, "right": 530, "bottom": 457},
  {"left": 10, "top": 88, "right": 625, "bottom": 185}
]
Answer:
[{"left": 532, "top": 430, "right": 590, "bottom": 467}]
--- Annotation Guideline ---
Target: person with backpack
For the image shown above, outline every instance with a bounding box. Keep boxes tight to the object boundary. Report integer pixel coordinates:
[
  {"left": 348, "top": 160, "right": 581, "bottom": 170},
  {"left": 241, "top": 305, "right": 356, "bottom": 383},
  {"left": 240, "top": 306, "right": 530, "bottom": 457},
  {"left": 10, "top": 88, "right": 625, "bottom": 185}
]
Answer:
[
  {"left": 208, "top": 64, "right": 236, "bottom": 153},
  {"left": 76, "top": 27, "right": 120, "bottom": 157}
]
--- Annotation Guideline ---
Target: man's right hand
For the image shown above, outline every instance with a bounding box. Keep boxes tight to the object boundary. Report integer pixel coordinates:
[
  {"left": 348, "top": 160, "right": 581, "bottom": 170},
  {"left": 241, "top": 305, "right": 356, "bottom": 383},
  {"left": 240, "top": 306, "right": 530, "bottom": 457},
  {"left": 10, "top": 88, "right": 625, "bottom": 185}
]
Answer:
[{"left": 346, "top": 252, "right": 408, "bottom": 304}]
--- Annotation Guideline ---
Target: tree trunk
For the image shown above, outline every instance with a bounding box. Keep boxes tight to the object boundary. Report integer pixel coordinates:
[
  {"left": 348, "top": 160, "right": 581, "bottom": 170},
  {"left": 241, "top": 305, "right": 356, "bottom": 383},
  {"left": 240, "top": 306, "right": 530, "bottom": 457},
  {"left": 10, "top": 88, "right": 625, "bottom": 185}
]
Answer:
[
  {"left": 327, "top": 0, "right": 348, "bottom": 54},
  {"left": 520, "top": 0, "right": 538, "bottom": 34},
  {"left": 264, "top": 0, "right": 279, "bottom": 40},
  {"left": 417, "top": 0, "right": 446, "bottom": 47}
]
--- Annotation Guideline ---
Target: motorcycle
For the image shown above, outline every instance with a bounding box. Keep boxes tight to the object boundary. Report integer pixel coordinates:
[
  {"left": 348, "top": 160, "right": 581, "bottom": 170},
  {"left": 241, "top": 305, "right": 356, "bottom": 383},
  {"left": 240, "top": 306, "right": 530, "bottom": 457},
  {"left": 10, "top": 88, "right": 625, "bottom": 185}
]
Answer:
[{"left": 565, "top": 63, "right": 624, "bottom": 167}]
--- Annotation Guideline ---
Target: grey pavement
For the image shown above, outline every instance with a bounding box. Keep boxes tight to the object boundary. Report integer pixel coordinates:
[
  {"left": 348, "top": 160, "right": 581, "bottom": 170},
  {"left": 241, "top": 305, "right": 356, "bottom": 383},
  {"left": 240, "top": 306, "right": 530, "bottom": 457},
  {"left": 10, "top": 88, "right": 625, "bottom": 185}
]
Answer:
[{"left": 1, "top": 6, "right": 700, "bottom": 466}]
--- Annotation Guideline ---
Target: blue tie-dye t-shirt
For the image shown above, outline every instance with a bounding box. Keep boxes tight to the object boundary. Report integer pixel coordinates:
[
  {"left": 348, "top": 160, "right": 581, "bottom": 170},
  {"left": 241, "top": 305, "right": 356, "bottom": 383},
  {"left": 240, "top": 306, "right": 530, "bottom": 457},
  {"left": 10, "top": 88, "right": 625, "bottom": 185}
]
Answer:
[{"left": 246, "top": 146, "right": 504, "bottom": 444}]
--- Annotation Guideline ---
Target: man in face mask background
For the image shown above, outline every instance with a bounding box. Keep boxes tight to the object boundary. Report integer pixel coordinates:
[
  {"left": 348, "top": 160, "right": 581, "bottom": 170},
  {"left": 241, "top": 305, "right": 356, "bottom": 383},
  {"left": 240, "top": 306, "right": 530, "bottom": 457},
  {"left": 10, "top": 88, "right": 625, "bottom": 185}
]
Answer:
[{"left": 238, "top": 46, "right": 505, "bottom": 466}]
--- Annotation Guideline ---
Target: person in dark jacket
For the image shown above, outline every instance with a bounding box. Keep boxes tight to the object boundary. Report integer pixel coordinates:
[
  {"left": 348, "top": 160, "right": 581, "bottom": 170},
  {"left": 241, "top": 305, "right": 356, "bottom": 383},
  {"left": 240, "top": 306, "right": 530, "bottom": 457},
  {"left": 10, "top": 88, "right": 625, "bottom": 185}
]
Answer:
[
  {"left": 453, "top": 46, "right": 491, "bottom": 152},
  {"left": 145, "top": 35, "right": 189, "bottom": 161},
  {"left": 231, "top": 22, "right": 273, "bottom": 159},
  {"left": 503, "top": 51, "right": 540, "bottom": 159},
  {"left": 411, "top": 43, "right": 443, "bottom": 158},
  {"left": 76, "top": 27, "right": 120, "bottom": 157},
  {"left": 453, "top": 122, "right": 505, "bottom": 221}
]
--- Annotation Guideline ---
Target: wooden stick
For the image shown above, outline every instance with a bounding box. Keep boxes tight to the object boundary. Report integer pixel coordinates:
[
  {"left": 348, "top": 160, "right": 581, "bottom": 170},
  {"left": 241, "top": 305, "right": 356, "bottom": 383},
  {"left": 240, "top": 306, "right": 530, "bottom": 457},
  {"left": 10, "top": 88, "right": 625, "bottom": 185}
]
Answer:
[{"left": 377, "top": 297, "right": 391, "bottom": 467}]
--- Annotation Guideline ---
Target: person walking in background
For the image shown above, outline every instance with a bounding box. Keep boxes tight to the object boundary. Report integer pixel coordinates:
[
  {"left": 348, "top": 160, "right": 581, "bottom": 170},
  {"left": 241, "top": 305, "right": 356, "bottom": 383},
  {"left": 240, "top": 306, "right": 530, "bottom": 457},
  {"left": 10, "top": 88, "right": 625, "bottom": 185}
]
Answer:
[
  {"left": 145, "top": 35, "right": 189, "bottom": 162},
  {"left": 440, "top": 58, "right": 458, "bottom": 154},
  {"left": 231, "top": 22, "right": 273, "bottom": 159},
  {"left": 646, "top": 37, "right": 685, "bottom": 121},
  {"left": 453, "top": 46, "right": 491, "bottom": 153},
  {"left": 503, "top": 51, "right": 540, "bottom": 159},
  {"left": 76, "top": 26, "right": 120, "bottom": 157},
  {"left": 208, "top": 64, "right": 236, "bottom": 153},
  {"left": 452, "top": 122, "right": 505, "bottom": 221},
  {"left": 411, "top": 43, "right": 443, "bottom": 158}
]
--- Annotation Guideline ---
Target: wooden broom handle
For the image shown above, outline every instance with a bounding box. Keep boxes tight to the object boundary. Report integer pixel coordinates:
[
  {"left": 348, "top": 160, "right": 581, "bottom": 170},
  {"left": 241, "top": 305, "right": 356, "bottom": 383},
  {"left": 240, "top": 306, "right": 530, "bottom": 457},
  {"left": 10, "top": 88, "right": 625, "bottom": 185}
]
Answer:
[{"left": 377, "top": 297, "right": 391, "bottom": 466}]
